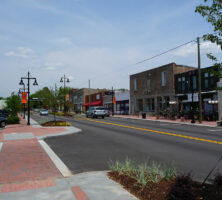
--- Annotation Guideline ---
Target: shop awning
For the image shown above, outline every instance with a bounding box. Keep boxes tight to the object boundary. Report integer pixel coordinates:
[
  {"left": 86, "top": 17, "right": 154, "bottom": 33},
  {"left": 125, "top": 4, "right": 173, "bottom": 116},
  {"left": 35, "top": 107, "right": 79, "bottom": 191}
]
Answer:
[
  {"left": 90, "top": 100, "right": 102, "bottom": 106},
  {"left": 83, "top": 103, "right": 89, "bottom": 106}
]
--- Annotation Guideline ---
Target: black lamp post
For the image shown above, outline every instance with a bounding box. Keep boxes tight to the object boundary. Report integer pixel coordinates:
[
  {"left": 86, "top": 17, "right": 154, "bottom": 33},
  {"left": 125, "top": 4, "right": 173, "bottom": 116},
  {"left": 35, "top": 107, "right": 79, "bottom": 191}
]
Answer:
[
  {"left": 19, "top": 72, "right": 38, "bottom": 125},
  {"left": 60, "top": 75, "right": 70, "bottom": 113}
]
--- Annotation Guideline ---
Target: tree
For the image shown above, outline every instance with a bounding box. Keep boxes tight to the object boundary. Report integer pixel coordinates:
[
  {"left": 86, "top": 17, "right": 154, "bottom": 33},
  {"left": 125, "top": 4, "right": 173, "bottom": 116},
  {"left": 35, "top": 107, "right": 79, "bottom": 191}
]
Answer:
[
  {"left": 6, "top": 93, "right": 21, "bottom": 116},
  {"left": 50, "top": 84, "right": 60, "bottom": 121},
  {"left": 195, "top": 0, "right": 222, "bottom": 78}
]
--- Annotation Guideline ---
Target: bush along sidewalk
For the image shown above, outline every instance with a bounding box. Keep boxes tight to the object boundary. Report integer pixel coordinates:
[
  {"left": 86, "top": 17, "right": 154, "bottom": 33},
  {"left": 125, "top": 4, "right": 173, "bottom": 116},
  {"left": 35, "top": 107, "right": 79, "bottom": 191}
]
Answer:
[
  {"left": 7, "top": 115, "right": 20, "bottom": 124},
  {"left": 108, "top": 158, "right": 222, "bottom": 200}
]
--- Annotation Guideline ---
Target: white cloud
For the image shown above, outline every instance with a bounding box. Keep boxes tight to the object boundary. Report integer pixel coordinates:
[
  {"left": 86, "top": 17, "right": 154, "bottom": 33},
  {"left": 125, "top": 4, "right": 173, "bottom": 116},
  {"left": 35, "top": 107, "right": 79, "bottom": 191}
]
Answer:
[
  {"left": 4, "top": 47, "right": 35, "bottom": 58},
  {"left": 44, "top": 62, "right": 65, "bottom": 71},
  {"left": 173, "top": 41, "right": 221, "bottom": 57},
  {"left": 55, "top": 37, "right": 72, "bottom": 45}
]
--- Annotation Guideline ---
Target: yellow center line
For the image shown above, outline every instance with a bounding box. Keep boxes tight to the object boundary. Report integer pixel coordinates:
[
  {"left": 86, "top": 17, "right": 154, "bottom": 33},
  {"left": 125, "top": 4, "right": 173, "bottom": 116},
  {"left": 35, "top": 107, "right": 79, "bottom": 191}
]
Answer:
[{"left": 84, "top": 118, "right": 222, "bottom": 145}]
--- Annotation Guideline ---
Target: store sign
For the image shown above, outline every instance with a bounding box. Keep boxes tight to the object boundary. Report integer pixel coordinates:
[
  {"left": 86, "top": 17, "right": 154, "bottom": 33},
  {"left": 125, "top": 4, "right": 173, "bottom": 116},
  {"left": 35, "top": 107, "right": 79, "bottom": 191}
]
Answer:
[{"left": 22, "top": 92, "right": 27, "bottom": 104}]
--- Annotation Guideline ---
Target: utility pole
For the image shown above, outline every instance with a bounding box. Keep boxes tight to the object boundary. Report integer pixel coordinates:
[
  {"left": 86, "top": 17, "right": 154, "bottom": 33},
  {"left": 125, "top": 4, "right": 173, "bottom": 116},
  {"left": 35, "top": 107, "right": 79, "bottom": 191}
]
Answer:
[
  {"left": 112, "top": 86, "right": 114, "bottom": 116},
  {"left": 88, "top": 80, "right": 90, "bottom": 110},
  {"left": 197, "top": 37, "right": 202, "bottom": 123}
]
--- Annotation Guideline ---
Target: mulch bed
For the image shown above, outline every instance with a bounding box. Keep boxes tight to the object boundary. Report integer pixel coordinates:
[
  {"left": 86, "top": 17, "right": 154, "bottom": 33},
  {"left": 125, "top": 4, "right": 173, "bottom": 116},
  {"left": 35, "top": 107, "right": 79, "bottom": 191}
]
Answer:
[
  {"left": 41, "top": 121, "right": 68, "bottom": 126},
  {"left": 108, "top": 171, "right": 222, "bottom": 200}
]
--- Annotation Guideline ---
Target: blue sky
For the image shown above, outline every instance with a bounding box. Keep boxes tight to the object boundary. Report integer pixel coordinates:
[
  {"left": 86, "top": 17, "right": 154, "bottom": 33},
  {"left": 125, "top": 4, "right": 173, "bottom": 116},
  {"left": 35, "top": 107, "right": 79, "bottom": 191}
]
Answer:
[{"left": 0, "top": 0, "right": 221, "bottom": 97}]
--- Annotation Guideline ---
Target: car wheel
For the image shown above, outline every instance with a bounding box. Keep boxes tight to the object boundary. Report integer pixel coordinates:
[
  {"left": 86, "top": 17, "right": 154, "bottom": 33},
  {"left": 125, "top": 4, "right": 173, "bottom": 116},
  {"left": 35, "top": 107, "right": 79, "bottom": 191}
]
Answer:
[
  {"left": 102, "top": 116, "right": 104, "bottom": 119},
  {"left": 1, "top": 121, "right": 6, "bottom": 128}
]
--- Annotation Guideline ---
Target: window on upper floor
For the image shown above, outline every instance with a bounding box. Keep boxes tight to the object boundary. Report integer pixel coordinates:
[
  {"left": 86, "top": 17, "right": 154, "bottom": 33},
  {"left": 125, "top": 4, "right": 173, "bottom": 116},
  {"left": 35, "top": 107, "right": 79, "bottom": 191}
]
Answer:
[
  {"left": 147, "top": 77, "right": 150, "bottom": 92},
  {"left": 134, "top": 79, "right": 137, "bottom": 91},
  {"left": 96, "top": 94, "right": 100, "bottom": 100},
  {"left": 192, "top": 76, "right": 197, "bottom": 90},
  {"left": 177, "top": 77, "right": 181, "bottom": 92},
  {"left": 182, "top": 77, "right": 186, "bottom": 91},
  {"left": 161, "top": 71, "right": 166, "bottom": 86}
]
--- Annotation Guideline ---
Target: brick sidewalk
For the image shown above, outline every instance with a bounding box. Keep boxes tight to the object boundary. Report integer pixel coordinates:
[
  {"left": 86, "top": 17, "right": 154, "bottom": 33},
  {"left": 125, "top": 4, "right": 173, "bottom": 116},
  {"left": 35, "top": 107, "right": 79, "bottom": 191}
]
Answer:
[{"left": 0, "top": 139, "right": 62, "bottom": 184}]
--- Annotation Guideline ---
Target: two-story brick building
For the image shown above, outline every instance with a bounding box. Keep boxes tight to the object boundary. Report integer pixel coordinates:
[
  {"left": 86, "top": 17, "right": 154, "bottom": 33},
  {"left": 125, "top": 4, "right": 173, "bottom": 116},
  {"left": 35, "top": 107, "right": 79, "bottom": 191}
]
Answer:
[
  {"left": 69, "top": 88, "right": 104, "bottom": 113},
  {"left": 175, "top": 66, "right": 220, "bottom": 120},
  {"left": 130, "top": 63, "right": 195, "bottom": 114}
]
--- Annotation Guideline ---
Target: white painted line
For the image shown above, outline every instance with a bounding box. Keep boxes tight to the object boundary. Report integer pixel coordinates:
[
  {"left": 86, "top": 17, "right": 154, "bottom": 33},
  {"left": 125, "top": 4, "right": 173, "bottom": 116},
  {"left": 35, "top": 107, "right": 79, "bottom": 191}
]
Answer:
[
  {"left": 0, "top": 143, "right": 3, "bottom": 152},
  {"left": 39, "top": 140, "right": 73, "bottom": 178},
  {"left": 208, "top": 129, "right": 222, "bottom": 132}
]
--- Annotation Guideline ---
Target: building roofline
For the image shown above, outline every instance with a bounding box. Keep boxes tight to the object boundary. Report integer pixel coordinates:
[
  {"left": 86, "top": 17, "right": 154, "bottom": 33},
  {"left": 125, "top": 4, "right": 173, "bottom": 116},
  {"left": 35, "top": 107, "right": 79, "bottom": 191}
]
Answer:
[{"left": 130, "top": 62, "right": 195, "bottom": 77}]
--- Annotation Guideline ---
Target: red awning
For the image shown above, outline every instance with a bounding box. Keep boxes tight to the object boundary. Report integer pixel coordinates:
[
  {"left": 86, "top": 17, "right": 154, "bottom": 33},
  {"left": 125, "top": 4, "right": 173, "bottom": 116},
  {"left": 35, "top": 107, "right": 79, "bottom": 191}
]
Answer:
[
  {"left": 83, "top": 103, "right": 89, "bottom": 106},
  {"left": 90, "top": 101, "right": 102, "bottom": 106}
]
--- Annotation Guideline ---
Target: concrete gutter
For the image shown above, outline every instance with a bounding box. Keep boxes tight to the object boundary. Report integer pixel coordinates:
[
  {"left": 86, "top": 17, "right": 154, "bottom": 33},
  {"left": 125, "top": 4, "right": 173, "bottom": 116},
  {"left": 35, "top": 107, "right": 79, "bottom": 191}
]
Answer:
[{"left": 111, "top": 116, "right": 220, "bottom": 128}]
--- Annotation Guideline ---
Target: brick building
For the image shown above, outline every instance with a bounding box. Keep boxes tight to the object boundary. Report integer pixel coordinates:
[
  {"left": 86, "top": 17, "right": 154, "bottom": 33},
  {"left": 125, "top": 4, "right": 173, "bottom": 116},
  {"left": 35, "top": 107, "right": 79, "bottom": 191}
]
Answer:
[
  {"left": 69, "top": 88, "right": 105, "bottom": 113},
  {"left": 130, "top": 63, "right": 195, "bottom": 114},
  {"left": 175, "top": 66, "right": 220, "bottom": 121}
]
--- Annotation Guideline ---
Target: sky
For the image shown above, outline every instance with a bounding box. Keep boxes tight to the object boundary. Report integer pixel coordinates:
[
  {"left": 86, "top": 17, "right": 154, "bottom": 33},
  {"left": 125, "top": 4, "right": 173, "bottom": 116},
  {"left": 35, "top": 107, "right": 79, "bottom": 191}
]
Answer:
[{"left": 0, "top": 0, "right": 221, "bottom": 97}]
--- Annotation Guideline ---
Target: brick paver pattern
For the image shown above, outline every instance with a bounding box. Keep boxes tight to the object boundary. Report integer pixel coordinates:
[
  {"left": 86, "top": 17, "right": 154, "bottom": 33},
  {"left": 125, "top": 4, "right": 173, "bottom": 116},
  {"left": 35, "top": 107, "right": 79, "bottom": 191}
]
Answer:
[{"left": 0, "top": 139, "right": 62, "bottom": 184}]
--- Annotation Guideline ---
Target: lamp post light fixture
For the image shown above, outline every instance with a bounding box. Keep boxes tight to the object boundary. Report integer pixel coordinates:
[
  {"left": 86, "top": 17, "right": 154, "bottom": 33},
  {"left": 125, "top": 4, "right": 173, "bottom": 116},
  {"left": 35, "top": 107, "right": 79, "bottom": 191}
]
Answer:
[
  {"left": 19, "top": 71, "right": 38, "bottom": 125},
  {"left": 60, "top": 75, "right": 70, "bottom": 112}
]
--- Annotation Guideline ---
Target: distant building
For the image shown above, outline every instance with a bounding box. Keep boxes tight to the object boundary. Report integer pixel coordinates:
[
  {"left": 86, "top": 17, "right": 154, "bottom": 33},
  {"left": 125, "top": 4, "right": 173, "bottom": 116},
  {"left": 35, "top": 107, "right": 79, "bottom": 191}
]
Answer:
[
  {"left": 130, "top": 63, "right": 195, "bottom": 114},
  {"left": 84, "top": 90, "right": 111, "bottom": 111},
  {"left": 69, "top": 88, "right": 103, "bottom": 113},
  {"left": 0, "top": 100, "right": 6, "bottom": 110},
  {"left": 114, "top": 91, "right": 130, "bottom": 115}
]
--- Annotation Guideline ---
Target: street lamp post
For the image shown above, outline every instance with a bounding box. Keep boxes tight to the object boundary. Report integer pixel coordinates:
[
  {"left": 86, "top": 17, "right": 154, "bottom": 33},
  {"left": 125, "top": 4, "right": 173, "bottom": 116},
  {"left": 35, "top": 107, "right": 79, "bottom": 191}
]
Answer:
[
  {"left": 60, "top": 75, "right": 70, "bottom": 113},
  {"left": 19, "top": 72, "right": 38, "bottom": 125}
]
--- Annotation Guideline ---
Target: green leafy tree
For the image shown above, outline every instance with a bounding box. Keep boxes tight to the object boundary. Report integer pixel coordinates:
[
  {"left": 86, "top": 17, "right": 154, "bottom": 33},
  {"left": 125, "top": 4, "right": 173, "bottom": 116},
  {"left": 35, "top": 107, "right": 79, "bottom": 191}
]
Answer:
[
  {"left": 195, "top": 0, "right": 222, "bottom": 79},
  {"left": 58, "top": 86, "right": 72, "bottom": 112},
  {"left": 6, "top": 93, "right": 21, "bottom": 116},
  {"left": 50, "top": 84, "right": 60, "bottom": 121}
]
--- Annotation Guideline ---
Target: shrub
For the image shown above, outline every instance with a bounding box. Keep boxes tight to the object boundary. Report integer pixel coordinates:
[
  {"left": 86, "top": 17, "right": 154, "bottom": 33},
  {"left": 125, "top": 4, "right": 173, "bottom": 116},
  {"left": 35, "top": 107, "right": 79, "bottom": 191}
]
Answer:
[
  {"left": 167, "top": 174, "right": 194, "bottom": 200},
  {"left": 213, "top": 172, "right": 222, "bottom": 188},
  {"left": 7, "top": 115, "right": 20, "bottom": 124},
  {"left": 109, "top": 158, "right": 177, "bottom": 188}
]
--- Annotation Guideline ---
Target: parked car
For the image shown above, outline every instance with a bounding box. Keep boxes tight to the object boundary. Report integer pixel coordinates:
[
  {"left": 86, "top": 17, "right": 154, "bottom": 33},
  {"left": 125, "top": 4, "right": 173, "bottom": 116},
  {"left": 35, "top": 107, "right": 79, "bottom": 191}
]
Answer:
[
  {"left": 0, "top": 115, "right": 6, "bottom": 128},
  {"left": 40, "top": 109, "right": 48, "bottom": 116},
  {"left": 97, "top": 107, "right": 110, "bottom": 117},
  {"left": 86, "top": 107, "right": 106, "bottom": 118},
  {"left": 0, "top": 110, "right": 10, "bottom": 118}
]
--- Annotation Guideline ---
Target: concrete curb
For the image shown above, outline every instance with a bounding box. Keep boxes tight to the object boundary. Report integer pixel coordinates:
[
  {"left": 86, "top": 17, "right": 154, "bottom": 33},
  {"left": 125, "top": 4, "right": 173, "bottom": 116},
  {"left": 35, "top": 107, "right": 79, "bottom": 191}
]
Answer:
[
  {"left": 0, "top": 142, "right": 3, "bottom": 152},
  {"left": 37, "top": 126, "right": 82, "bottom": 140},
  {"left": 39, "top": 140, "right": 73, "bottom": 177},
  {"left": 111, "top": 116, "right": 219, "bottom": 128}
]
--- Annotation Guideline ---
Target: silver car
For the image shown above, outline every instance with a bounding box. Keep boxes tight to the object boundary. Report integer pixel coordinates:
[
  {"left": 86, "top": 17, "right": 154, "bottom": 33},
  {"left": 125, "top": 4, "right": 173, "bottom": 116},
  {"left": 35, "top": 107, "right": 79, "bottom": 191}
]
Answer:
[
  {"left": 86, "top": 107, "right": 106, "bottom": 118},
  {"left": 40, "top": 109, "right": 48, "bottom": 116}
]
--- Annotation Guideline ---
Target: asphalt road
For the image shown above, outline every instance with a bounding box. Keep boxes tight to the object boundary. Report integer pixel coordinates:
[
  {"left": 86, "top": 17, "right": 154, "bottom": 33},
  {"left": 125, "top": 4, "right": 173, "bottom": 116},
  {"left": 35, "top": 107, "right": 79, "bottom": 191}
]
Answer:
[{"left": 32, "top": 113, "right": 222, "bottom": 182}]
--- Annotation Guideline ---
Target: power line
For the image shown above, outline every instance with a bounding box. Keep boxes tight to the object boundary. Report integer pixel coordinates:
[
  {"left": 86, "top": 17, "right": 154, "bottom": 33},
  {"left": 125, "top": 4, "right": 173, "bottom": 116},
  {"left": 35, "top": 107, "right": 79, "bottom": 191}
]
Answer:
[{"left": 134, "top": 39, "right": 196, "bottom": 65}]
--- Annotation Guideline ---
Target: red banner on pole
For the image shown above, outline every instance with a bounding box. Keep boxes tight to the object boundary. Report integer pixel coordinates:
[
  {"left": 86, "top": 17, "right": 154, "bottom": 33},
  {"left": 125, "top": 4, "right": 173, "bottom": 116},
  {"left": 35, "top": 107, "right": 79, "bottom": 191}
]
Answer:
[
  {"left": 113, "top": 97, "right": 116, "bottom": 104},
  {"left": 22, "top": 92, "right": 27, "bottom": 104}
]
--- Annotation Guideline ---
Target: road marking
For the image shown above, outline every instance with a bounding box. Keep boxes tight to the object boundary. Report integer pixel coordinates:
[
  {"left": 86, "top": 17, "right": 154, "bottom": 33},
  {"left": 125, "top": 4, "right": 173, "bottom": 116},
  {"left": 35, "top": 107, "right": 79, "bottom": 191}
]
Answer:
[
  {"left": 39, "top": 140, "right": 73, "bottom": 177},
  {"left": 85, "top": 119, "right": 222, "bottom": 145},
  {"left": 208, "top": 129, "right": 222, "bottom": 132}
]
